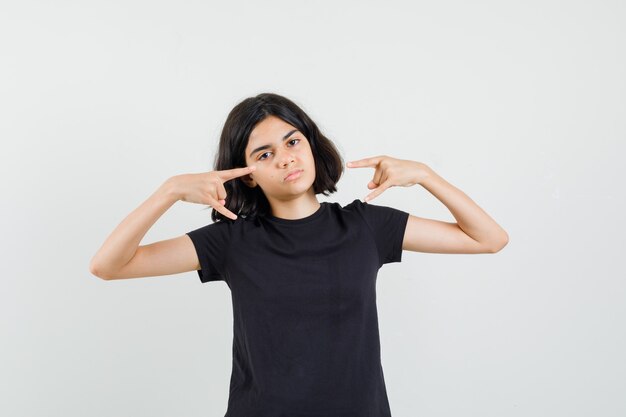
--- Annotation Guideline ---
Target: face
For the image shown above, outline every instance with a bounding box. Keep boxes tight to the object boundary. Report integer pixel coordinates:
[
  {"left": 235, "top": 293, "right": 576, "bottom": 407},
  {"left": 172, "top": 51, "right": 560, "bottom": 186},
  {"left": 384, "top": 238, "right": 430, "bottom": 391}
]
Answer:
[{"left": 242, "top": 115, "right": 317, "bottom": 202}]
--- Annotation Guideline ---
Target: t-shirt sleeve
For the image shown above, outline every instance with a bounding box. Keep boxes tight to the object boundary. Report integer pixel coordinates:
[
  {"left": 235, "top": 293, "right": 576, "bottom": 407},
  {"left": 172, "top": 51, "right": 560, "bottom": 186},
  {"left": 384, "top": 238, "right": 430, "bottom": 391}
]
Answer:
[
  {"left": 185, "top": 221, "right": 231, "bottom": 283},
  {"left": 351, "top": 198, "right": 410, "bottom": 266}
]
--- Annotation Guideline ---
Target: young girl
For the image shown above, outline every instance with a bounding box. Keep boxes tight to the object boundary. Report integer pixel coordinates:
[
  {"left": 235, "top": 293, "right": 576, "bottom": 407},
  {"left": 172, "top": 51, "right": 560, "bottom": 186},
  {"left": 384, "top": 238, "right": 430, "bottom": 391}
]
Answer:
[{"left": 90, "top": 92, "right": 509, "bottom": 417}]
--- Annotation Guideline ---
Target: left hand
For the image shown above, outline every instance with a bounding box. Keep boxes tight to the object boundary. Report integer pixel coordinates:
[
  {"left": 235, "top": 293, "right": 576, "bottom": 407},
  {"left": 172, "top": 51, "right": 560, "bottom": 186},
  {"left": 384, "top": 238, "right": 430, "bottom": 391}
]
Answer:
[{"left": 346, "top": 155, "right": 430, "bottom": 202}]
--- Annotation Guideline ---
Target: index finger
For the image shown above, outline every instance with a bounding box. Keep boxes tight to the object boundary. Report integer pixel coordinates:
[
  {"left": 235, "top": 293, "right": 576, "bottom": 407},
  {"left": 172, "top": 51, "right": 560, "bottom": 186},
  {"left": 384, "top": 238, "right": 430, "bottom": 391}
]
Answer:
[
  {"left": 346, "top": 156, "right": 382, "bottom": 168},
  {"left": 218, "top": 165, "right": 257, "bottom": 181}
]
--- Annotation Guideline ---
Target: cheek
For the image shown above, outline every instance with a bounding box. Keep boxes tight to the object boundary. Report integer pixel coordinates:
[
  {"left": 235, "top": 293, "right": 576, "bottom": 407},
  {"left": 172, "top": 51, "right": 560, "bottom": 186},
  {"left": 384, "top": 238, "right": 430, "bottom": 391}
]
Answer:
[
  {"left": 297, "top": 146, "right": 313, "bottom": 160},
  {"left": 255, "top": 169, "right": 279, "bottom": 182}
]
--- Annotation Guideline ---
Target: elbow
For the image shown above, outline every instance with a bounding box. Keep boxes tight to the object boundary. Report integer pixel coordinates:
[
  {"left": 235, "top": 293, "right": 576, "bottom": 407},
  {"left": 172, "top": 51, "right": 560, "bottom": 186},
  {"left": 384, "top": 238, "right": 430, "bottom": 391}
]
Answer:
[
  {"left": 89, "top": 260, "right": 110, "bottom": 280},
  {"left": 489, "top": 233, "right": 509, "bottom": 253}
]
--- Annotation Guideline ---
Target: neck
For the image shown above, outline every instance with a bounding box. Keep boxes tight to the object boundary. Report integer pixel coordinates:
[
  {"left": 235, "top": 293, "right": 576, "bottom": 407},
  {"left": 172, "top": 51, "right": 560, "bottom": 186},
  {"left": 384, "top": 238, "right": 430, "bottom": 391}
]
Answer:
[{"left": 267, "top": 191, "right": 320, "bottom": 220}]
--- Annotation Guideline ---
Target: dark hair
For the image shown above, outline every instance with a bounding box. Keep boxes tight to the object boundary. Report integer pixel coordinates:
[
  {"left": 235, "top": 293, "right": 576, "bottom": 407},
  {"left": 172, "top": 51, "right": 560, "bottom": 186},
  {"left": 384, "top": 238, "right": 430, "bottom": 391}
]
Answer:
[{"left": 205, "top": 93, "right": 344, "bottom": 223}]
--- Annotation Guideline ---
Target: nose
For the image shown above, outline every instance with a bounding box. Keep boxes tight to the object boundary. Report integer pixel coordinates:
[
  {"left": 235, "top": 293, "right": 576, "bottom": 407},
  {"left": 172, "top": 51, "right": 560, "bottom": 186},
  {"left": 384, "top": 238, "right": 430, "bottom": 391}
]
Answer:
[{"left": 277, "top": 149, "right": 295, "bottom": 167}]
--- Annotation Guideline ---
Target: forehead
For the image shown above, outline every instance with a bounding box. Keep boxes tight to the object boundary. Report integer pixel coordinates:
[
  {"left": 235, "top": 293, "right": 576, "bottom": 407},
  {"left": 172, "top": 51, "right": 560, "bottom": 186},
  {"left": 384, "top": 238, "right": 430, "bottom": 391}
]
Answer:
[{"left": 247, "top": 116, "right": 297, "bottom": 146}]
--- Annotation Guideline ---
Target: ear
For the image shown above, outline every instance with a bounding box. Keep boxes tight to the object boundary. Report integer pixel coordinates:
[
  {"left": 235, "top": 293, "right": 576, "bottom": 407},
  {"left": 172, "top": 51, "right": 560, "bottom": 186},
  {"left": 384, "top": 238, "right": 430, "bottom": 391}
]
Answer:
[{"left": 241, "top": 173, "right": 257, "bottom": 188}]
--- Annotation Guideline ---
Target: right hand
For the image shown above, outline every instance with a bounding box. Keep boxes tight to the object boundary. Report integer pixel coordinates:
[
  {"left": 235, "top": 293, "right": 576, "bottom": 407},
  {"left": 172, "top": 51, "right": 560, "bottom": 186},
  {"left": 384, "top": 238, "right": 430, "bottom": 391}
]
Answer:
[{"left": 171, "top": 165, "right": 257, "bottom": 220}]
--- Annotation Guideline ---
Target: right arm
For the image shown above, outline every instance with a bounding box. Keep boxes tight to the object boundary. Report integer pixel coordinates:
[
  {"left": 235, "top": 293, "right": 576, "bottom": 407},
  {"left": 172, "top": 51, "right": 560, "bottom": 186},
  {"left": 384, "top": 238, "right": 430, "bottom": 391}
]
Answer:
[
  {"left": 88, "top": 178, "right": 197, "bottom": 280},
  {"left": 89, "top": 166, "right": 256, "bottom": 280}
]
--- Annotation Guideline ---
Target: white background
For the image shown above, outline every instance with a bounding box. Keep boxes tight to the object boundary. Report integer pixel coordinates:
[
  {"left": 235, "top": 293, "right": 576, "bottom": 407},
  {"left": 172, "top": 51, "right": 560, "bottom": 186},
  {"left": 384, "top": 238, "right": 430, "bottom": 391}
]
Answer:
[{"left": 2, "top": 1, "right": 625, "bottom": 416}]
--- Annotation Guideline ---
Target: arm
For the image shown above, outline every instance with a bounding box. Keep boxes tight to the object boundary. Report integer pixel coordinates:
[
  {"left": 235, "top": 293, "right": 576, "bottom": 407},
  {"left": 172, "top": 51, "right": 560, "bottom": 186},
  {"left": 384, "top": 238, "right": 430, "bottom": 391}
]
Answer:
[
  {"left": 347, "top": 156, "right": 509, "bottom": 254},
  {"left": 90, "top": 166, "right": 257, "bottom": 280},
  {"left": 407, "top": 165, "right": 509, "bottom": 253},
  {"left": 89, "top": 178, "right": 189, "bottom": 279}
]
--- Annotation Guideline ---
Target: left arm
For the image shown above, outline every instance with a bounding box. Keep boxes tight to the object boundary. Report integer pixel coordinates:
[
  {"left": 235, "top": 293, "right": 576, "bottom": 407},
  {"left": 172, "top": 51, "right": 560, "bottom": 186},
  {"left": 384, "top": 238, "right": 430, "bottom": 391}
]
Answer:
[
  {"left": 405, "top": 165, "right": 509, "bottom": 253},
  {"left": 346, "top": 156, "right": 509, "bottom": 254}
]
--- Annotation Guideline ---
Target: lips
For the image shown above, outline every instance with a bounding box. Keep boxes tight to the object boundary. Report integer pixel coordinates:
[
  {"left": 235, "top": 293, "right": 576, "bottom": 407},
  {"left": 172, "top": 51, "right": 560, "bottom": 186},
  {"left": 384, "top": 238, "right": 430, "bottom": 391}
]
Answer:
[{"left": 284, "top": 169, "right": 303, "bottom": 181}]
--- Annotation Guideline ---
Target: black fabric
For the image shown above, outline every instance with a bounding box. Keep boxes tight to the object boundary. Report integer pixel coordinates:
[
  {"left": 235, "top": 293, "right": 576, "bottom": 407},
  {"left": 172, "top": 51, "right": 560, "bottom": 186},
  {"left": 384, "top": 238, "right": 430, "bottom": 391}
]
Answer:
[{"left": 186, "top": 198, "right": 410, "bottom": 417}]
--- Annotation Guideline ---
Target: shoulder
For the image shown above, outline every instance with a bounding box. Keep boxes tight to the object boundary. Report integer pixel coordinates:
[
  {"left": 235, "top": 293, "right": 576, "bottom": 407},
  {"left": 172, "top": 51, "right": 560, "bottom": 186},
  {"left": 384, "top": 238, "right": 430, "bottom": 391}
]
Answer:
[
  {"left": 340, "top": 198, "right": 365, "bottom": 210},
  {"left": 330, "top": 198, "right": 398, "bottom": 228},
  {"left": 186, "top": 217, "right": 240, "bottom": 240},
  {"left": 335, "top": 198, "right": 370, "bottom": 214},
  {"left": 338, "top": 198, "right": 407, "bottom": 218},
  {"left": 322, "top": 199, "right": 365, "bottom": 220}
]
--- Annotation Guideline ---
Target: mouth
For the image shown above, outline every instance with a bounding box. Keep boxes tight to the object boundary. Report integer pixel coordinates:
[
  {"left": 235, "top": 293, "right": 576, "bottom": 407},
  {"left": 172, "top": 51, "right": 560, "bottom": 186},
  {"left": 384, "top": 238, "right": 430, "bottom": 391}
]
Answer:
[{"left": 284, "top": 169, "right": 303, "bottom": 182}]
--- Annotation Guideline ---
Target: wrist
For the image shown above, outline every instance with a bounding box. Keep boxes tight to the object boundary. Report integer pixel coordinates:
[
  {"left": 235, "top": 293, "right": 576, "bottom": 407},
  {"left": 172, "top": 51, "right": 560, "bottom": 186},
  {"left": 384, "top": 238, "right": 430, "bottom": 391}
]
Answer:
[
  {"left": 159, "top": 177, "right": 181, "bottom": 203},
  {"left": 416, "top": 163, "right": 435, "bottom": 186}
]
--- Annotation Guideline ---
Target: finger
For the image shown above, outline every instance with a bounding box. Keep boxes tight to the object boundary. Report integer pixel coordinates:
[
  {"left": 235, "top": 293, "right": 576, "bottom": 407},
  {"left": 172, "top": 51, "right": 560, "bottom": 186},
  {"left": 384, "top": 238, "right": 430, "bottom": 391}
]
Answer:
[
  {"left": 364, "top": 181, "right": 391, "bottom": 202},
  {"left": 346, "top": 156, "right": 382, "bottom": 168},
  {"left": 372, "top": 168, "right": 383, "bottom": 187},
  {"left": 215, "top": 206, "right": 238, "bottom": 220},
  {"left": 216, "top": 181, "right": 228, "bottom": 201},
  {"left": 219, "top": 165, "right": 257, "bottom": 181},
  {"left": 207, "top": 196, "right": 238, "bottom": 220}
]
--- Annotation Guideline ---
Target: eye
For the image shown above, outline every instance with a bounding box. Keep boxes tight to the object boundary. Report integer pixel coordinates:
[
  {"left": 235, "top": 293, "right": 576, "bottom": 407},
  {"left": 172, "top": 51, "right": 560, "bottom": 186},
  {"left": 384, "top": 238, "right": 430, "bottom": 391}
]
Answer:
[{"left": 257, "top": 139, "right": 300, "bottom": 161}]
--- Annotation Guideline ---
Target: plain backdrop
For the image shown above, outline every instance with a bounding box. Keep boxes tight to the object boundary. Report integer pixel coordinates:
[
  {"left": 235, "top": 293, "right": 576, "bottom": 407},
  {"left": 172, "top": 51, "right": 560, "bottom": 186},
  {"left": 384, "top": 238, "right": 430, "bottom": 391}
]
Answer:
[{"left": 1, "top": 1, "right": 625, "bottom": 416}]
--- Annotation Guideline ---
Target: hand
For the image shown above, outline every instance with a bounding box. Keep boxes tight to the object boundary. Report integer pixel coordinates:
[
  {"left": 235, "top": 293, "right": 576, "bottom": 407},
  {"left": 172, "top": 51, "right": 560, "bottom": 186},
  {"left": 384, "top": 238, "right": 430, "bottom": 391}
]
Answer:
[
  {"left": 346, "top": 155, "right": 430, "bottom": 202},
  {"left": 171, "top": 166, "right": 256, "bottom": 220}
]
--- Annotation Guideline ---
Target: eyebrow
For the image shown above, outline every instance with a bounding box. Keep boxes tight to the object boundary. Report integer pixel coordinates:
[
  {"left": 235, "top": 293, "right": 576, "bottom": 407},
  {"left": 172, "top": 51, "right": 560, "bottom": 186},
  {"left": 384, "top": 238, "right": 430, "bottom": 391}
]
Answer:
[{"left": 249, "top": 129, "right": 299, "bottom": 158}]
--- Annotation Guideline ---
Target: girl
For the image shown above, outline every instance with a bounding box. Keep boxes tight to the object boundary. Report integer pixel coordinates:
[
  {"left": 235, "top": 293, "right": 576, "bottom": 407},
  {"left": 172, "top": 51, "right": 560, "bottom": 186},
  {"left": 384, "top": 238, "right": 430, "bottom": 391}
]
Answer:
[{"left": 90, "top": 92, "right": 509, "bottom": 417}]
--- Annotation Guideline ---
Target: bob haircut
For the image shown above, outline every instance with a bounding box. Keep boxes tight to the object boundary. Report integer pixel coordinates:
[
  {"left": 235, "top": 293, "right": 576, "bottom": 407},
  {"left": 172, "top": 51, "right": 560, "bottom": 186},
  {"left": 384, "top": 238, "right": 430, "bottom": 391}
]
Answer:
[{"left": 206, "top": 92, "right": 344, "bottom": 223}]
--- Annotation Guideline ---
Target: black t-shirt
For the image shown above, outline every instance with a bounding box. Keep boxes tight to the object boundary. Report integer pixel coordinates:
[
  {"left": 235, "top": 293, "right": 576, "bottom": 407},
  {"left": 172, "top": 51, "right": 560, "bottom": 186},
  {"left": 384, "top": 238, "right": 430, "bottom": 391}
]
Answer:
[{"left": 186, "top": 198, "right": 410, "bottom": 417}]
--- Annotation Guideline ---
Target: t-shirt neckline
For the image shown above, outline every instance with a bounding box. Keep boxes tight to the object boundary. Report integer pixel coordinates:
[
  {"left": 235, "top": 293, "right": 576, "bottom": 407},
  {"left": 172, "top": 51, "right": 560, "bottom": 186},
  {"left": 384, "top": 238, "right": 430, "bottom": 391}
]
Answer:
[{"left": 265, "top": 202, "right": 327, "bottom": 225}]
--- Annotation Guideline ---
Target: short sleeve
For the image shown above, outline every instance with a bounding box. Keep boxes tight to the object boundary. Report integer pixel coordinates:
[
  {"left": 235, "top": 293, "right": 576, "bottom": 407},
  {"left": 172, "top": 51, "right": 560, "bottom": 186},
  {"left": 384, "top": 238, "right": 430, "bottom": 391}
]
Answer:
[
  {"left": 185, "top": 221, "right": 231, "bottom": 283},
  {"left": 350, "top": 199, "right": 410, "bottom": 266}
]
